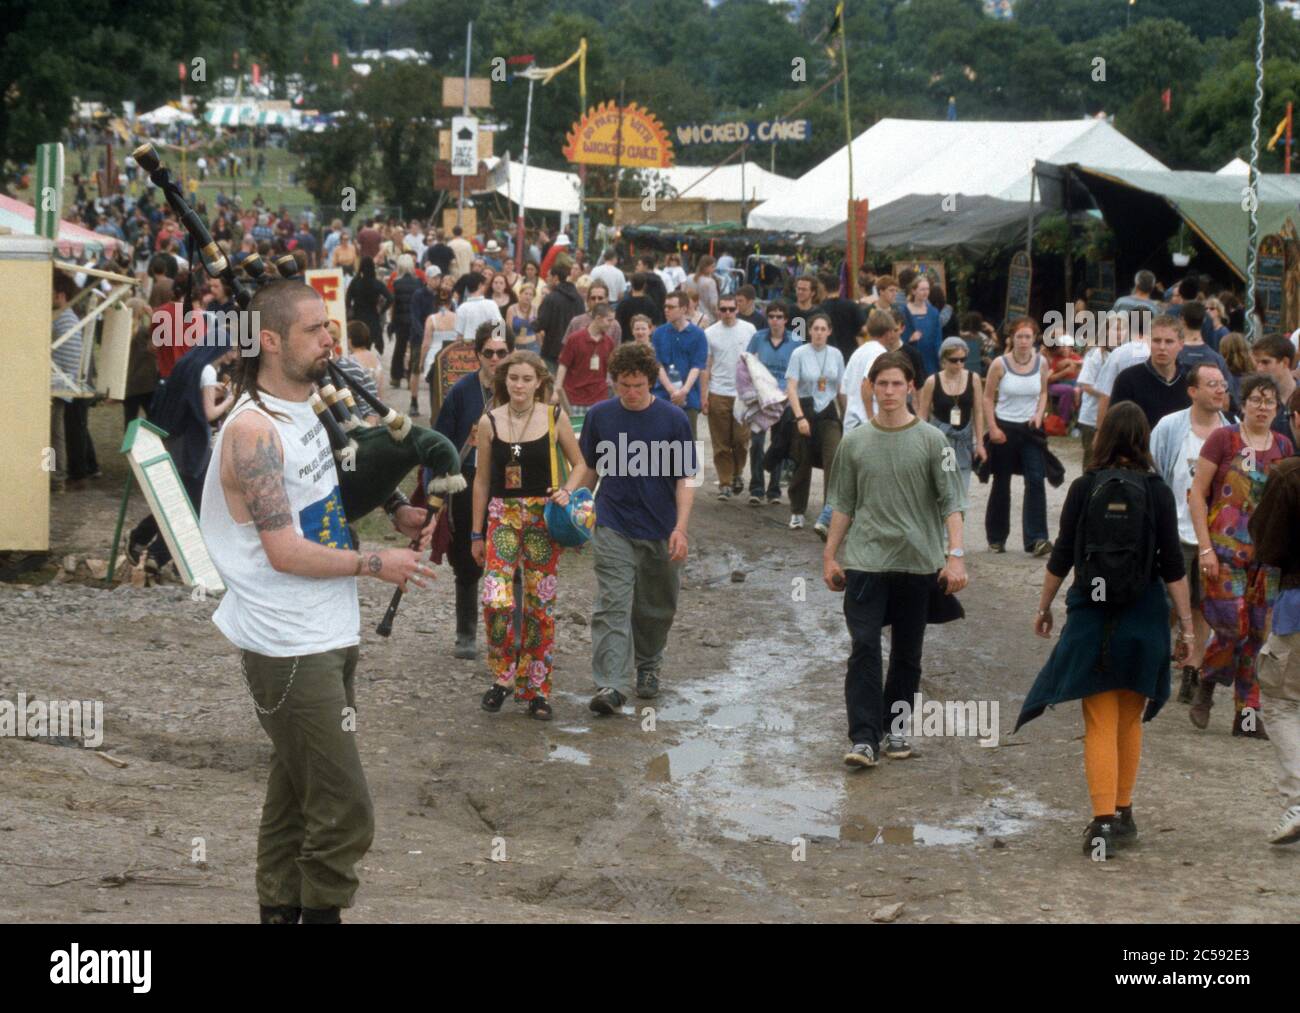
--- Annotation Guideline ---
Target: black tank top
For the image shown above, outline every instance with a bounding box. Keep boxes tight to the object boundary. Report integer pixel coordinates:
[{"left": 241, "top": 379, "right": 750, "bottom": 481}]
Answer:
[
  {"left": 487, "top": 407, "right": 555, "bottom": 497},
  {"left": 932, "top": 371, "right": 973, "bottom": 429}
]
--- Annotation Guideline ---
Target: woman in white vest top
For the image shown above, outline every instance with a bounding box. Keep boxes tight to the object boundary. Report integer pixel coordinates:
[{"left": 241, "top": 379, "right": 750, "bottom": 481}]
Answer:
[{"left": 982, "top": 317, "right": 1051, "bottom": 556}]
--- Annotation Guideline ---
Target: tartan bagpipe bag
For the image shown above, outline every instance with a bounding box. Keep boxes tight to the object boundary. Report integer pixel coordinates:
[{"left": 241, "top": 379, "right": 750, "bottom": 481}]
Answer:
[{"left": 543, "top": 406, "right": 596, "bottom": 547}]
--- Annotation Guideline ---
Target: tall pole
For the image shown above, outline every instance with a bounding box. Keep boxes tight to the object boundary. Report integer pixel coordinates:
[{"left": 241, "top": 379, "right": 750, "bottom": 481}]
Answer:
[
  {"left": 515, "top": 74, "right": 535, "bottom": 272},
  {"left": 612, "top": 78, "right": 626, "bottom": 236},
  {"left": 1245, "top": 0, "right": 1266, "bottom": 343},
  {"left": 1287, "top": 101, "right": 1294, "bottom": 175},
  {"left": 838, "top": 1, "right": 857, "bottom": 299},
  {"left": 458, "top": 20, "right": 472, "bottom": 230},
  {"left": 576, "top": 39, "right": 587, "bottom": 252},
  {"left": 740, "top": 143, "right": 747, "bottom": 226}
]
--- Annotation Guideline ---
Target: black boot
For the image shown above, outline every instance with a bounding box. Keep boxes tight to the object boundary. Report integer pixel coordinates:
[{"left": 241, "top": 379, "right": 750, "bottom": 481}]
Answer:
[
  {"left": 301, "top": 906, "right": 341, "bottom": 924},
  {"left": 454, "top": 577, "right": 479, "bottom": 660},
  {"left": 1177, "top": 665, "right": 1200, "bottom": 704},
  {"left": 259, "top": 904, "right": 301, "bottom": 924}
]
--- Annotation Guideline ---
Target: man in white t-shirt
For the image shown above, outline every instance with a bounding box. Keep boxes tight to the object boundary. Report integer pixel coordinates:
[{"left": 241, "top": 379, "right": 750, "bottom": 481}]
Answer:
[
  {"left": 1093, "top": 313, "right": 1148, "bottom": 429},
  {"left": 202, "top": 281, "right": 440, "bottom": 925},
  {"left": 843, "top": 308, "right": 907, "bottom": 431},
  {"left": 590, "top": 249, "right": 626, "bottom": 304},
  {"left": 1149, "top": 363, "right": 1229, "bottom": 704},
  {"left": 703, "top": 293, "right": 756, "bottom": 497},
  {"left": 454, "top": 271, "right": 504, "bottom": 341}
]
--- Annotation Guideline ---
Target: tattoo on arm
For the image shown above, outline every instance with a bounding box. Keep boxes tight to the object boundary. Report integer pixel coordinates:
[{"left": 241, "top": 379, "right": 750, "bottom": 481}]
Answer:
[
  {"left": 233, "top": 426, "right": 294, "bottom": 533},
  {"left": 367, "top": 553, "right": 383, "bottom": 575}
]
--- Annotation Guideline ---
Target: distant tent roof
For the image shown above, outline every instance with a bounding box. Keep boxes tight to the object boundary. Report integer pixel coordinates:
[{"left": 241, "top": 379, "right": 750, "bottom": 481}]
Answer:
[
  {"left": 480, "top": 157, "right": 580, "bottom": 214},
  {"left": 0, "top": 194, "right": 121, "bottom": 258},
  {"left": 748, "top": 117, "right": 1166, "bottom": 234},
  {"left": 640, "top": 164, "right": 795, "bottom": 203},
  {"left": 1217, "top": 157, "right": 1251, "bottom": 176},
  {"left": 1035, "top": 162, "right": 1300, "bottom": 280},
  {"left": 138, "top": 105, "right": 195, "bottom": 126},
  {"left": 809, "top": 193, "right": 1040, "bottom": 259},
  {"left": 204, "top": 104, "right": 298, "bottom": 128}
]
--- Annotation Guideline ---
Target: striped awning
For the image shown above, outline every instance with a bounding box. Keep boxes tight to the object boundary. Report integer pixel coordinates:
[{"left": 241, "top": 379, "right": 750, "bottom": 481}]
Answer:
[
  {"left": 204, "top": 105, "right": 297, "bottom": 128},
  {"left": 0, "top": 194, "right": 119, "bottom": 258}
]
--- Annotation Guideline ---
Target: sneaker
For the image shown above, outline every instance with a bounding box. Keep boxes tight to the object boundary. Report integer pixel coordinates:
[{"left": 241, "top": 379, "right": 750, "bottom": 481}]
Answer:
[
  {"left": 1031, "top": 539, "right": 1053, "bottom": 557},
  {"left": 732, "top": 477, "right": 745, "bottom": 494},
  {"left": 767, "top": 494, "right": 781, "bottom": 506},
  {"left": 717, "top": 486, "right": 732, "bottom": 500},
  {"left": 1176, "top": 666, "right": 1200, "bottom": 704},
  {"left": 1082, "top": 817, "right": 1116, "bottom": 860},
  {"left": 1189, "top": 681, "right": 1215, "bottom": 729},
  {"left": 748, "top": 493, "right": 763, "bottom": 506},
  {"left": 844, "top": 742, "right": 877, "bottom": 768},
  {"left": 589, "top": 687, "right": 626, "bottom": 715},
  {"left": 881, "top": 734, "right": 913, "bottom": 759},
  {"left": 1232, "top": 709, "right": 1269, "bottom": 739},
  {"left": 635, "top": 670, "right": 660, "bottom": 699},
  {"left": 988, "top": 542, "right": 1006, "bottom": 554},
  {"left": 788, "top": 514, "right": 805, "bottom": 530},
  {"left": 1268, "top": 805, "right": 1300, "bottom": 845},
  {"left": 1113, "top": 806, "right": 1138, "bottom": 847}
]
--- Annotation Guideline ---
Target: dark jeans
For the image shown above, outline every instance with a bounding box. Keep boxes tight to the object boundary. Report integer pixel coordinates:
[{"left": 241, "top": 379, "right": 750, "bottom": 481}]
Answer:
[
  {"left": 984, "top": 418, "right": 1048, "bottom": 551},
  {"left": 389, "top": 325, "right": 413, "bottom": 384},
  {"left": 122, "top": 392, "right": 153, "bottom": 429},
  {"left": 749, "top": 430, "right": 782, "bottom": 498},
  {"left": 843, "top": 570, "right": 932, "bottom": 747},
  {"left": 63, "top": 399, "right": 99, "bottom": 480}
]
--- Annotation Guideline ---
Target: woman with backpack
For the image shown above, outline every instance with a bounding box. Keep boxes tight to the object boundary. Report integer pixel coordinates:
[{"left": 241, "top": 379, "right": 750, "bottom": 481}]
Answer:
[
  {"left": 1017, "top": 401, "right": 1194, "bottom": 860},
  {"left": 1187, "top": 373, "right": 1294, "bottom": 738}
]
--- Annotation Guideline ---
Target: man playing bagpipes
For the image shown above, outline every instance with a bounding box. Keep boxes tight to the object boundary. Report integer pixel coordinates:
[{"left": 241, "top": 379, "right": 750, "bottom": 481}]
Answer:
[{"left": 200, "top": 281, "right": 436, "bottom": 924}]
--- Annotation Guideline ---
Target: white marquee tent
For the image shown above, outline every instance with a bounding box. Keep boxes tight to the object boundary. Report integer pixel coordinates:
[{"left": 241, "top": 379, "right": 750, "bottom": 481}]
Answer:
[
  {"left": 747, "top": 117, "right": 1167, "bottom": 234},
  {"left": 1216, "top": 157, "right": 1251, "bottom": 176},
  {"left": 480, "top": 157, "right": 581, "bottom": 215},
  {"left": 641, "top": 163, "right": 795, "bottom": 203}
]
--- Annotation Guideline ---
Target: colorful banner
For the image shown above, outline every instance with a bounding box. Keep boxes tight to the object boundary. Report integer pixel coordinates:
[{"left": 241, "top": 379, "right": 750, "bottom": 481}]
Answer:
[
  {"left": 675, "top": 120, "right": 811, "bottom": 146},
  {"left": 564, "top": 102, "right": 674, "bottom": 168}
]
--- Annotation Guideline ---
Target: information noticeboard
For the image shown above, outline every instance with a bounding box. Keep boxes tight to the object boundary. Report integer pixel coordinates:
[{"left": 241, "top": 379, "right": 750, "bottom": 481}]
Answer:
[
  {"left": 121, "top": 419, "right": 225, "bottom": 593},
  {"left": 1005, "top": 251, "right": 1032, "bottom": 321},
  {"left": 1259, "top": 234, "right": 1285, "bottom": 338},
  {"left": 434, "top": 339, "right": 480, "bottom": 415}
]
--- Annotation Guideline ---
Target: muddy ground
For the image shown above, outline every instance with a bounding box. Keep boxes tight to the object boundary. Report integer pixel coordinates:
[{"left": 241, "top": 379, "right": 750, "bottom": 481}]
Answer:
[{"left": 1, "top": 389, "right": 1296, "bottom": 924}]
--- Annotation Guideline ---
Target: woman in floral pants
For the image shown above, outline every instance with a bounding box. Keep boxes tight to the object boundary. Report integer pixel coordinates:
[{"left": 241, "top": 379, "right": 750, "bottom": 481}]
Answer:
[{"left": 471, "top": 351, "right": 582, "bottom": 720}]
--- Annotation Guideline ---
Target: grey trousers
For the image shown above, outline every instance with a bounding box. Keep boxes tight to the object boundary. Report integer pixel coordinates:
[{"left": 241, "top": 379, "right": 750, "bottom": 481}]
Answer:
[
  {"left": 591, "top": 525, "right": 681, "bottom": 694},
  {"left": 1258, "top": 630, "right": 1300, "bottom": 809}
]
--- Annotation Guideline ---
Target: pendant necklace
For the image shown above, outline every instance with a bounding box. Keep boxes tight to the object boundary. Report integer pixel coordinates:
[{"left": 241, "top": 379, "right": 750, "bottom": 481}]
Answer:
[{"left": 508, "top": 402, "right": 535, "bottom": 459}]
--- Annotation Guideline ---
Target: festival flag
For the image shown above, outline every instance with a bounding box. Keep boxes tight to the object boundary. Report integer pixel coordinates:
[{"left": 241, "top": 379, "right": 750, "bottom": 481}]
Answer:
[
  {"left": 824, "top": 1, "right": 844, "bottom": 59},
  {"left": 1161, "top": 88, "right": 1171, "bottom": 113},
  {"left": 178, "top": 62, "right": 186, "bottom": 81},
  {"left": 331, "top": 52, "right": 339, "bottom": 69},
  {"left": 252, "top": 63, "right": 261, "bottom": 87},
  {"left": 1267, "top": 109, "right": 1291, "bottom": 151},
  {"left": 507, "top": 54, "right": 535, "bottom": 66}
]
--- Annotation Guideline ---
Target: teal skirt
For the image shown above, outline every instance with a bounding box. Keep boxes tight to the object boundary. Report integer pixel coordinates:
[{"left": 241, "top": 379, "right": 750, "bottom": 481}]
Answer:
[{"left": 1015, "top": 579, "right": 1172, "bottom": 731}]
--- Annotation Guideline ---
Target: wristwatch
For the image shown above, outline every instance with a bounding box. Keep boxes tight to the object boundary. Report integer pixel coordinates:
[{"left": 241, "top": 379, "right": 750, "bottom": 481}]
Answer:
[{"left": 947, "top": 548, "right": 965, "bottom": 558}]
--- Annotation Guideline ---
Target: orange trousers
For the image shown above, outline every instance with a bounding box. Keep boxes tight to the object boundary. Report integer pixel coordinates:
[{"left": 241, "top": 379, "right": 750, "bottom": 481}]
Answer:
[{"left": 1081, "top": 689, "right": 1146, "bottom": 818}]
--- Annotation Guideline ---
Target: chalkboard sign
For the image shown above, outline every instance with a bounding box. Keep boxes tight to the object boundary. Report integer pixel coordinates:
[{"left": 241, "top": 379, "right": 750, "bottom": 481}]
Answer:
[
  {"left": 434, "top": 339, "right": 481, "bottom": 413},
  {"left": 1006, "top": 251, "right": 1032, "bottom": 321},
  {"left": 1259, "top": 234, "right": 1285, "bottom": 338},
  {"left": 1086, "top": 260, "right": 1116, "bottom": 314}
]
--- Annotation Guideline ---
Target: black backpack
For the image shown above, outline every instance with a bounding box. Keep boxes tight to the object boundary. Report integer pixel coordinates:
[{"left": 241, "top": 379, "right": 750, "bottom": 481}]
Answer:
[{"left": 1074, "top": 469, "right": 1156, "bottom": 608}]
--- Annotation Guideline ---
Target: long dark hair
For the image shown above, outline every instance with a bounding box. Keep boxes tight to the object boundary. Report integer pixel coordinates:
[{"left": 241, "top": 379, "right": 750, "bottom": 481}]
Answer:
[{"left": 1088, "top": 401, "right": 1153, "bottom": 472}]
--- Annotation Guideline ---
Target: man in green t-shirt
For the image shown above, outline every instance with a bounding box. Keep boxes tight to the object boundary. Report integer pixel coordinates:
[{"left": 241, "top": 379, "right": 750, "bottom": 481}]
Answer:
[{"left": 823, "top": 351, "right": 968, "bottom": 768}]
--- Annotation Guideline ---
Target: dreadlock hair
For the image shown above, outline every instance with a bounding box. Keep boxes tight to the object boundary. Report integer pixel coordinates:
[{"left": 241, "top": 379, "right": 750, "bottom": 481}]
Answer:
[{"left": 233, "top": 280, "right": 322, "bottom": 422}]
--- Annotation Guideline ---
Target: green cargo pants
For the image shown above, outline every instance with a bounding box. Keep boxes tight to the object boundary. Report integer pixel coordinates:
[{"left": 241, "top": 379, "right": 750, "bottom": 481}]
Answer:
[{"left": 241, "top": 645, "right": 374, "bottom": 911}]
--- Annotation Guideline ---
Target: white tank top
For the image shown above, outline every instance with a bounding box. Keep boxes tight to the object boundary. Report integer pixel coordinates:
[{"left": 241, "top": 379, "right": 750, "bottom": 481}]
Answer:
[
  {"left": 996, "top": 353, "right": 1041, "bottom": 423},
  {"left": 201, "top": 392, "right": 360, "bottom": 657}
]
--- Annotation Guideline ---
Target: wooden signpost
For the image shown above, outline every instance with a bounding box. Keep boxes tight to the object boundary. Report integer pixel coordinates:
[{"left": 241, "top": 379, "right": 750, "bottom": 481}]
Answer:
[
  {"left": 1005, "top": 250, "right": 1032, "bottom": 321},
  {"left": 1258, "top": 234, "right": 1285, "bottom": 338},
  {"left": 118, "top": 419, "right": 224, "bottom": 593},
  {"left": 433, "top": 339, "right": 480, "bottom": 415}
]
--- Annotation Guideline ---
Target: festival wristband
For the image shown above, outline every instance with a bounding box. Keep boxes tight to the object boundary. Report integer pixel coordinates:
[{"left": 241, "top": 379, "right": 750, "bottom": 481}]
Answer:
[
  {"left": 354, "top": 552, "right": 364, "bottom": 576},
  {"left": 470, "top": 532, "right": 485, "bottom": 542},
  {"left": 383, "top": 490, "right": 411, "bottom": 518},
  {"left": 1199, "top": 548, "right": 1214, "bottom": 556}
]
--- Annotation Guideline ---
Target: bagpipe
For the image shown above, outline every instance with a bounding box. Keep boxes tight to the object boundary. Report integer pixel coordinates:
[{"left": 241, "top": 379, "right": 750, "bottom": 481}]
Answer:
[{"left": 134, "top": 144, "right": 465, "bottom": 634}]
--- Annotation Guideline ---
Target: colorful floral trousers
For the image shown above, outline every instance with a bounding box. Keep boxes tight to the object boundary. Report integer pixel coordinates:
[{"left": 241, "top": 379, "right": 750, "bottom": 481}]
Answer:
[
  {"left": 481, "top": 497, "right": 560, "bottom": 701},
  {"left": 1201, "top": 562, "right": 1276, "bottom": 713}
]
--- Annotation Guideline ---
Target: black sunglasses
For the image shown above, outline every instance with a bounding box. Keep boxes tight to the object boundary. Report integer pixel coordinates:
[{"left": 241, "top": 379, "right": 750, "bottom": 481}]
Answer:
[
  {"left": 480, "top": 348, "right": 510, "bottom": 358},
  {"left": 946, "top": 356, "right": 967, "bottom": 363}
]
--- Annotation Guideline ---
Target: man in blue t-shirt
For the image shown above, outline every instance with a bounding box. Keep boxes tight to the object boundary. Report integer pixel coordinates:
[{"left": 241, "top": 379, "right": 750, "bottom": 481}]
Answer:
[
  {"left": 558, "top": 342, "right": 698, "bottom": 712},
  {"left": 651, "top": 290, "right": 709, "bottom": 437}
]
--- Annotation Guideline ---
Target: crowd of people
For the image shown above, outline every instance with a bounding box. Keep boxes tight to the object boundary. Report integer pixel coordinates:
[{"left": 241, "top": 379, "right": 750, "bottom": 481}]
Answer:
[{"left": 45, "top": 180, "right": 1300, "bottom": 919}]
